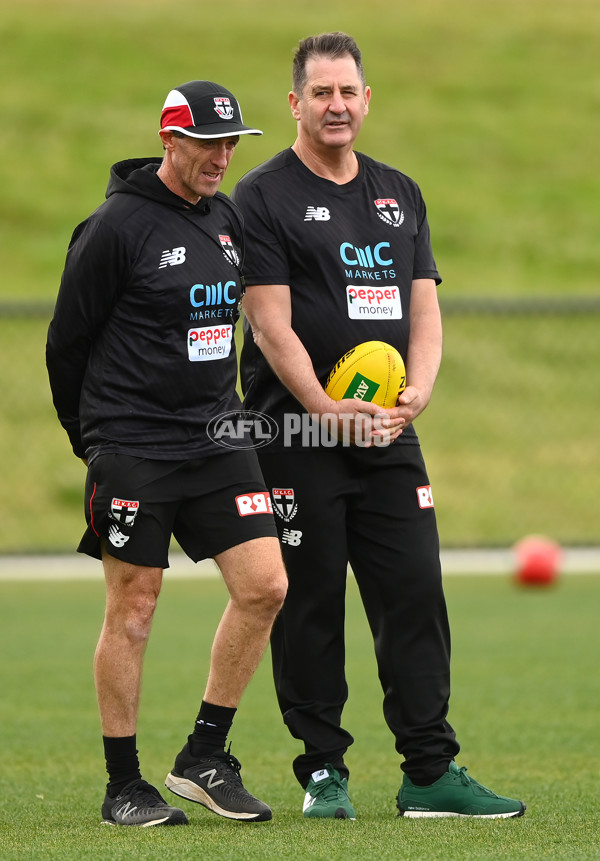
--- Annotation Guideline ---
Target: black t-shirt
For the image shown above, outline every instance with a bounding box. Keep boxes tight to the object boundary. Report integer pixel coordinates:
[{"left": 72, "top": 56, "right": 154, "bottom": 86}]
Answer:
[{"left": 232, "top": 148, "right": 441, "bottom": 448}]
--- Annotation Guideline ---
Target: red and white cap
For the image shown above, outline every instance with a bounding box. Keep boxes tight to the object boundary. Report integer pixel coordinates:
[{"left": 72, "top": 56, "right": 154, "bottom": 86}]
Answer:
[{"left": 160, "top": 80, "right": 262, "bottom": 139}]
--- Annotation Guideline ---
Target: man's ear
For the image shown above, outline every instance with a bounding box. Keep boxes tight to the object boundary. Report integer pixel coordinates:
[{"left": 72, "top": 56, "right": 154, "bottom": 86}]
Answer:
[
  {"left": 289, "top": 91, "right": 301, "bottom": 121},
  {"left": 158, "top": 129, "right": 176, "bottom": 151}
]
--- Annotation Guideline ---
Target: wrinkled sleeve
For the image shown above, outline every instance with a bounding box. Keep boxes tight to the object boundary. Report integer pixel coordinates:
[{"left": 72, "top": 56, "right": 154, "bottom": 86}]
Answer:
[
  {"left": 412, "top": 186, "right": 442, "bottom": 286},
  {"left": 46, "top": 217, "right": 129, "bottom": 457},
  {"left": 231, "top": 179, "right": 291, "bottom": 287}
]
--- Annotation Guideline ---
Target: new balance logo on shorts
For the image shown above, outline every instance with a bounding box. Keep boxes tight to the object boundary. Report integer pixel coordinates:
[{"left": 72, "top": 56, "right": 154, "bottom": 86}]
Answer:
[
  {"left": 281, "top": 529, "right": 302, "bottom": 546},
  {"left": 159, "top": 246, "right": 186, "bottom": 268},
  {"left": 108, "top": 522, "right": 130, "bottom": 548}
]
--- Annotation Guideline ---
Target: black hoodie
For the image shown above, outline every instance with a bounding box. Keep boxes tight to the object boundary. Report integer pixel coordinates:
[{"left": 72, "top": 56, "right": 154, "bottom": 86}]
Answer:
[{"left": 47, "top": 157, "right": 246, "bottom": 460}]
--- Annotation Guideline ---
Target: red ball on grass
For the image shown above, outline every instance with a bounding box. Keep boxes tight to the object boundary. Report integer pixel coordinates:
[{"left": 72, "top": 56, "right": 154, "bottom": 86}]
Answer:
[{"left": 513, "top": 535, "right": 562, "bottom": 586}]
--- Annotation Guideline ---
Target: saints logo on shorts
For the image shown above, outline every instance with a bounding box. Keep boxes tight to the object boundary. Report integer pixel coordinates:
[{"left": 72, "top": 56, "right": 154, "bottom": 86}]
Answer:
[
  {"left": 110, "top": 498, "right": 140, "bottom": 526},
  {"left": 107, "top": 498, "right": 140, "bottom": 549},
  {"left": 271, "top": 488, "right": 298, "bottom": 522}
]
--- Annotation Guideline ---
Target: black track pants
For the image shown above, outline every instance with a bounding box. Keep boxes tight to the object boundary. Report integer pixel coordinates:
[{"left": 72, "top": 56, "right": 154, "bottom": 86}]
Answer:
[{"left": 259, "top": 443, "right": 460, "bottom": 787}]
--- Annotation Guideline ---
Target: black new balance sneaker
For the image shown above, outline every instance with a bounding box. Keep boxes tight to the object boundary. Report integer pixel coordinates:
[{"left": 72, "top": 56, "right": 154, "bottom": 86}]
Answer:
[
  {"left": 165, "top": 747, "right": 272, "bottom": 822},
  {"left": 101, "top": 778, "right": 188, "bottom": 826}
]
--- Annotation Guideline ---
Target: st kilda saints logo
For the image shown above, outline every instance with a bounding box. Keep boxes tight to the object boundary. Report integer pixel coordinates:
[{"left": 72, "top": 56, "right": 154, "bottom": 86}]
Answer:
[
  {"left": 219, "top": 234, "right": 240, "bottom": 267},
  {"left": 110, "top": 498, "right": 140, "bottom": 526},
  {"left": 374, "top": 198, "right": 404, "bottom": 228},
  {"left": 213, "top": 97, "right": 234, "bottom": 120},
  {"left": 271, "top": 488, "right": 298, "bottom": 522},
  {"left": 108, "top": 498, "right": 140, "bottom": 550}
]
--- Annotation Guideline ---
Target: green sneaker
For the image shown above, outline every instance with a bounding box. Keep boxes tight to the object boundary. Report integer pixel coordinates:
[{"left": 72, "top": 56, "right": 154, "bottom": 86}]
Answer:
[
  {"left": 397, "top": 762, "right": 526, "bottom": 819},
  {"left": 303, "top": 765, "right": 356, "bottom": 820}
]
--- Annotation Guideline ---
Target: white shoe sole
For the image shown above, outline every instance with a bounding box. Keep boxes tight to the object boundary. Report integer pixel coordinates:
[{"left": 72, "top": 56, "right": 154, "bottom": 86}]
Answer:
[
  {"left": 400, "top": 809, "right": 525, "bottom": 819},
  {"left": 165, "top": 772, "right": 270, "bottom": 821}
]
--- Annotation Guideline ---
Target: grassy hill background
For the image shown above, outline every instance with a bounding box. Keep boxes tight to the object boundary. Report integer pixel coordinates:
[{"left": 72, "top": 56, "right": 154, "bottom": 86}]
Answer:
[{"left": 1, "top": 0, "right": 598, "bottom": 551}]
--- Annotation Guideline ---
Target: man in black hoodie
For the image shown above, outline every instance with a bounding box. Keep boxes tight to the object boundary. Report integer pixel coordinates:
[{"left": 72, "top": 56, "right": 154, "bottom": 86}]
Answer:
[{"left": 46, "top": 81, "right": 287, "bottom": 827}]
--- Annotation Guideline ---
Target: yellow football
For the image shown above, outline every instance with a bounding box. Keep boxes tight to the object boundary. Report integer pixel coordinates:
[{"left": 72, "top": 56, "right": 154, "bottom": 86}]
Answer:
[{"left": 324, "top": 341, "right": 406, "bottom": 408}]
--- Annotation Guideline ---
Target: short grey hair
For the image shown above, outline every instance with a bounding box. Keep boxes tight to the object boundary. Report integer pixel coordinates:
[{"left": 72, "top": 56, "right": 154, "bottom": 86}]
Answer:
[{"left": 292, "top": 32, "right": 366, "bottom": 95}]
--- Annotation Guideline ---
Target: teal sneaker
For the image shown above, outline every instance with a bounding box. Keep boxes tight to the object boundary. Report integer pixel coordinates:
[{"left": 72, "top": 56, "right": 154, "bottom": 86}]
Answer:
[
  {"left": 397, "top": 762, "right": 526, "bottom": 819},
  {"left": 303, "top": 765, "right": 356, "bottom": 820}
]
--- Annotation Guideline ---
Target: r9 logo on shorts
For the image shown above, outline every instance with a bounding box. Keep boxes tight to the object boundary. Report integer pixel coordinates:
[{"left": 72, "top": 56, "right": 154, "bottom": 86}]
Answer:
[{"left": 235, "top": 492, "right": 273, "bottom": 516}]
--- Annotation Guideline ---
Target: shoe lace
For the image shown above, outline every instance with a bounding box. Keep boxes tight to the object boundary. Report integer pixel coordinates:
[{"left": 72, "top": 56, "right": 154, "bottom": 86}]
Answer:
[
  {"left": 456, "top": 766, "right": 471, "bottom": 786},
  {"left": 123, "top": 779, "right": 164, "bottom": 807},
  {"left": 208, "top": 744, "right": 244, "bottom": 784},
  {"left": 456, "top": 766, "right": 496, "bottom": 797}
]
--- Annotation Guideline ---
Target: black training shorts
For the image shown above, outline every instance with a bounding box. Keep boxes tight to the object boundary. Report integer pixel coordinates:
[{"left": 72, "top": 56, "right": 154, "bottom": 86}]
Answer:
[{"left": 78, "top": 450, "right": 278, "bottom": 568}]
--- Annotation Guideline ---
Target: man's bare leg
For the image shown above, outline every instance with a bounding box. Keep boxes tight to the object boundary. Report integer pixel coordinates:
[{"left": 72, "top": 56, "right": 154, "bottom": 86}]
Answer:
[
  {"left": 204, "top": 535, "right": 287, "bottom": 706},
  {"left": 164, "top": 536, "right": 287, "bottom": 820},
  {"left": 95, "top": 551, "right": 188, "bottom": 825},
  {"left": 94, "top": 551, "right": 163, "bottom": 736}
]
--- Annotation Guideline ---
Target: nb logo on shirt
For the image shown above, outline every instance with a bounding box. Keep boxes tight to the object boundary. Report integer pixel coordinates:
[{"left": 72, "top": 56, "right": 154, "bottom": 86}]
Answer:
[
  {"left": 159, "top": 246, "right": 186, "bottom": 268},
  {"left": 304, "top": 206, "right": 330, "bottom": 222}
]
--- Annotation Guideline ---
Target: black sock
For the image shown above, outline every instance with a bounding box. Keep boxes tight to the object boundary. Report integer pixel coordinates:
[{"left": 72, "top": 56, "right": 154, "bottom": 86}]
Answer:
[
  {"left": 188, "top": 700, "right": 237, "bottom": 757},
  {"left": 103, "top": 735, "right": 142, "bottom": 797}
]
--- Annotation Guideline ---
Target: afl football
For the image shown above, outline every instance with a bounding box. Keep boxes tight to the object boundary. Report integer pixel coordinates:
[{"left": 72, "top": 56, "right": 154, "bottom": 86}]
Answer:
[{"left": 324, "top": 341, "right": 406, "bottom": 409}]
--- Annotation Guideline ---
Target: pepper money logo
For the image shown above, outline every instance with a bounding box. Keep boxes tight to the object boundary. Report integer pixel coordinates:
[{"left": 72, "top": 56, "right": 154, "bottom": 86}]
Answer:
[
  {"left": 207, "top": 410, "right": 279, "bottom": 449},
  {"left": 188, "top": 324, "right": 233, "bottom": 361}
]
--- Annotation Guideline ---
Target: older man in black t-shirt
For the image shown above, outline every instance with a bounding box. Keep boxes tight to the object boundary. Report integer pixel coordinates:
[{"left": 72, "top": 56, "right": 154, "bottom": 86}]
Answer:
[{"left": 233, "top": 32, "right": 525, "bottom": 821}]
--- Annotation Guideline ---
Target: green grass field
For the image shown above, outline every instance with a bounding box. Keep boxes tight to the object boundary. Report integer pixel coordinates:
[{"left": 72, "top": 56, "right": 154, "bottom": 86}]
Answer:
[{"left": 1, "top": 571, "right": 598, "bottom": 860}]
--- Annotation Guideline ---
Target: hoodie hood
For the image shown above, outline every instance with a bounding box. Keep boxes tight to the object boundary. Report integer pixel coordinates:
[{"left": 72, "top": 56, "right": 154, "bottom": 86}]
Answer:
[{"left": 106, "top": 157, "right": 212, "bottom": 214}]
